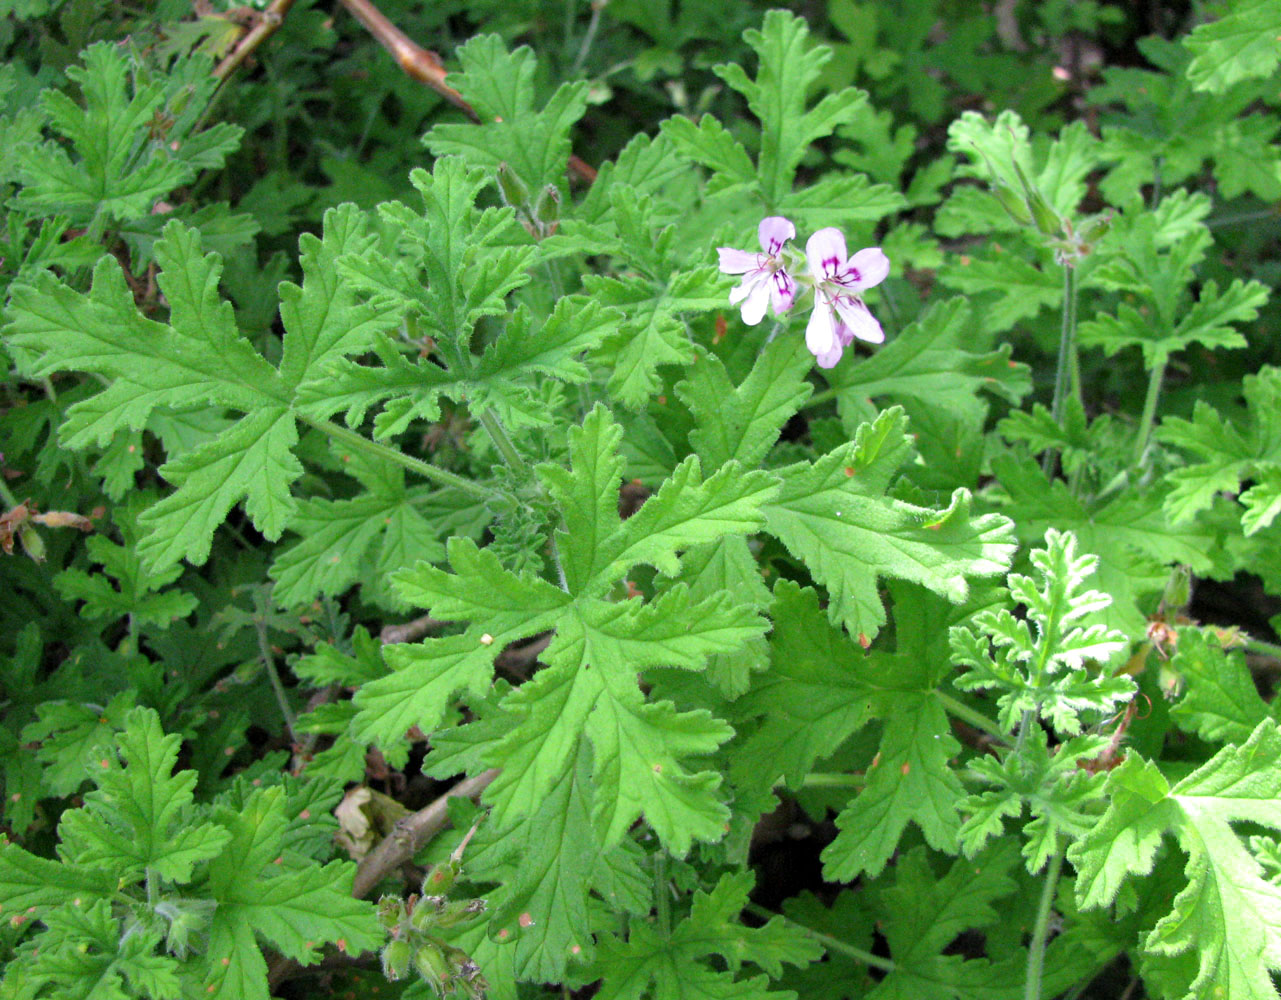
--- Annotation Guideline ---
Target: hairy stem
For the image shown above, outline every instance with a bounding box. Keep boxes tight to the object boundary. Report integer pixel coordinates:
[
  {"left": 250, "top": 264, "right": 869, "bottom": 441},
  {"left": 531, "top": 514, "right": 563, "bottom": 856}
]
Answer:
[
  {"left": 1043, "top": 264, "right": 1079, "bottom": 478},
  {"left": 1024, "top": 848, "right": 1065, "bottom": 1000},
  {"left": 571, "top": 0, "right": 605, "bottom": 76},
  {"left": 303, "top": 416, "right": 493, "bottom": 499},
  {"left": 476, "top": 408, "right": 531, "bottom": 479},
  {"left": 253, "top": 591, "right": 298, "bottom": 744},
  {"left": 1131, "top": 358, "right": 1166, "bottom": 468},
  {"left": 745, "top": 903, "right": 896, "bottom": 973},
  {"left": 935, "top": 691, "right": 1007, "bottom": 743}
]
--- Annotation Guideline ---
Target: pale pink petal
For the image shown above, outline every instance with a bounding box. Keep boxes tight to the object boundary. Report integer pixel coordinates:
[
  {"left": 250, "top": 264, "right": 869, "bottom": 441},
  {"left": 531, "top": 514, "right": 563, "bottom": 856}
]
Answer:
[
  {"left": 814, "top": 339, "right": 844, "bottom": 368},
  {"left": 758, "top": 216, "right": 796, "bottom": 255},
  {"left": 833, "top": 296, "right": 885, "bottom": 344},
  {"left": 845, "top": 247, "right": 890, "bottom": 289},
  {"left": 717, "top": 247, "right": 760, "bottom": 275},
  {"left": 806, "top": 301, "right": 839, "bottom": 358},
  {"left": 806, "top": 227, "right": 848, "bottom": 279},
  {"left": 769, "top": 269, "right": 795, "bottom": 314}
]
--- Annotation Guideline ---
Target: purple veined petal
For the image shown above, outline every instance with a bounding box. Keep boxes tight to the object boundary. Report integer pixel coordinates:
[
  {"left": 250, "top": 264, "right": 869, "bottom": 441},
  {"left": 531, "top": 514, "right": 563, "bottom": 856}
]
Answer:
[
  {"left": 805, "top": 227, "right": 849, "bottom": 280},
  {"left": 832, "top": 295, "right": 885, "bottom": 344},
  {"left": 738, "top": 279, "right": 771, "bottom": 325},
  {"left": 845, "top": 247, "right": 890, "bottom": 289},
  {"left": 769, "top": 269, "right": 796, "bottom": 314},
  {"left": 717, "top": 247, "right": 761, "bottom": 275},
  {"left": 758, "top": 216, "right": 796, "bottom": 255},
  {"left": 805, "top": 300, "right": 839, "bottom": 358}
]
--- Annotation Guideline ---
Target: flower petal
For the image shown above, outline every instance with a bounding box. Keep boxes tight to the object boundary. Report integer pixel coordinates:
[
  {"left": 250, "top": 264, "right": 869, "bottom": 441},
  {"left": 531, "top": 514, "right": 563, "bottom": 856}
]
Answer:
[
  {"left": 758, "top": 216, "right": 796, "bottom": 255},
  {"left": 814, "top": 338, "right": 844, "bottom": 368},
  {"left": 739, "top": 280, "right": 771, "bottom": 325},
  {"left": 806, "top": 227, "right": 848, "bottom": 279},
  {"left": 845, "top": 247, "right": 890, "bottom": 289},
  {"left": 833, "top": 296, "right": 885, "bottom": 344},
  {"left": 806, "top": 301, "right": 839, "bottom": 358},
  {"left": 717, "top": 247, "right": 760, "bottom": 275},
  {"left": 769, "top": 269, "right": 796, "bottom": 314}
]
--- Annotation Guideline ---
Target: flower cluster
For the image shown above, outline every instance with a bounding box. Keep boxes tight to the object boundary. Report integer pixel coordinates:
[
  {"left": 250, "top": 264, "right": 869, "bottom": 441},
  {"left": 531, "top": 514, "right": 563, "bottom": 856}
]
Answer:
[{"left": 717, "top": 216, "right": 889, "bottom": 368}]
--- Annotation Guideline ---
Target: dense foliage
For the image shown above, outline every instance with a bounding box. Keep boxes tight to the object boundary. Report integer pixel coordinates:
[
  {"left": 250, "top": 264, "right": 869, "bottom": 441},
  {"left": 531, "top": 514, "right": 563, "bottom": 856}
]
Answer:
[{"left": 3, "top": 1, "right": 1281, "bottom": 998}]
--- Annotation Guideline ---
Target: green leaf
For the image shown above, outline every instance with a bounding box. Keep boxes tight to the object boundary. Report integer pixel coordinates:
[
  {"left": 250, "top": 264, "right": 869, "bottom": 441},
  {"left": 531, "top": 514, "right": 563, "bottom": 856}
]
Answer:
[
  {"left": 1159, "top": 366, "right": 1281, "bottom": 532},
  {"left": 203, "top": 786, "right": 380, "bottom": 1000},
  {"left": 6, "top": 207, "right": 396, "bottom": 572},
  {"left": 581, "top": 871, "right": 817, "bottom": 1000},
  {"left": 822, "top": 690, "right": 965, "bottom": 881},
  {"left": 1169, "top": 628, "right": 1269, "bottom": 744},
  {"left": 994, "top": 454, "right": 1222, "bottom": 632},
  {"left": 865, "top": 843, "right": 1024, "bottom": 1000},
  {"left": 356, "top": 406, "right": 774, "bottom": 855},
  {"left": 1184, "top": 0, "right": 1281, "bottom": 93},
  {"left": 951, "top": 528, "right": 1133, "bottom": 737},
  {"left": 1070, "top": 722, "right": 1281, "bottom": 999},
  {"left": 764, "top": 408, "right": 1016, "bottom": 641},
  {"left": 16, "top": 43, "right": 241, "bottom": 227},
  {"left": 713, "top": 10, "right": 868, "bottom": 205},
  {"left": 58, "top": 707, "right": 230, "bottom": 885},
  {"left": 822, "top": 298, "right": 1030, "bottom": 426},
  {"left": 677, "top": 335, "right": 813, "bottom": 471},
  {"left": 425, "top": 35, "right": 589, "bottom": 193},
  {"left": 936, "top": 249, "right": 1062, "bottom": 332}
]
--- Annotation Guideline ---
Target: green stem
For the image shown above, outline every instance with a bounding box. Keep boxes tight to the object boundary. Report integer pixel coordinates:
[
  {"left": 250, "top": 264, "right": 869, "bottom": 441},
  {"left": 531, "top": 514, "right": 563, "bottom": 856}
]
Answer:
[
  {"left": 935, "top": 691, "right": 1007, "bottom": 742},
  {"left": 303, "top": 416, "right": 492, "bottom": 499},
  {"left": 1245, "top": 636, "right": 1281, "bottom": 661},
  {"left": 654, "top": 854, "right": 671, "bottom": 938},
  {"left": 1024, "top": 848, "right": 1065, "bottom": 1000},
  {"left": 1043, "top": 265, "right": 1079, "bottom": 478},
  {"left": 1131, "top": 358, "right": 1166, "bottom": 468},
  {"left": 745, "top": 903, "right": 896, "bottom": 974},
  {"left": 571, "top": 0, "right": 604, "bottom": 76},
  {"left": 799, "top": 772, "right": 866, "bottom": 789},
  {"left": 253, "top": 592, "right": 298, "bottom": 744},
  {"left": 476, "top": 408, "right": 530, "bottom": 479},
  {"left": 803, "top": 387, "right": 836, "bottom": 410},
  {"left": 0, "top": 477, "right": 19, "bottom": 509}
]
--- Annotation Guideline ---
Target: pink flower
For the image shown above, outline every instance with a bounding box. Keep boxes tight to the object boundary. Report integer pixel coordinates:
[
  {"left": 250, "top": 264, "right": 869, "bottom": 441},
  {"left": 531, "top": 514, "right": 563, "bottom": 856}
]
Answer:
[
  {"left": 804, "top": 228, "right": 889, "bottom": 369},
  {"left": 717, "top": 216, "right": 798, "bottom": 325}
]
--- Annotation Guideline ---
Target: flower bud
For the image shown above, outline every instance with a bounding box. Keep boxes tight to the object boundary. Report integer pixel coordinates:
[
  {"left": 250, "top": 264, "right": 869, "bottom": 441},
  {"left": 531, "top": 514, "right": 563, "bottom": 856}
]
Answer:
[
  {"left": 534, "top": 184, "right": 561, "bottom": 225},
  {"left": 990, "top": 182, "right": 1032, "bottom": 225},
  {"left": 381, "top": 939, "right": 411, "bottom": 981},
  {"left": 376, "top": 896, "right": 405, "bottom": 931},
  {"left": 433, "top": 898, "right": 487, "bottom": 929},
  {"left": 421, "top": 859, "right": 460, "bottom": 895},
  {"left": 495, "top": 163, "right": 530, "bottom": 209},
  {"left": 1012, "top": 160, "right": 1061, "bottom": 236},
  {"left": 414, "top": 941, "right": 451, "bottom": 994},
  {"left": 18, "top": 524, "right": 45, "bottom": 562}
]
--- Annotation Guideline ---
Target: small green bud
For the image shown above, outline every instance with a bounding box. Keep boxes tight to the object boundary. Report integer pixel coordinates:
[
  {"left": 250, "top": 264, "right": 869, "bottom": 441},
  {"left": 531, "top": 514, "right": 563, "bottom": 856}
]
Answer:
[
  {"left": 434, "top": 898, "right": 487, "bottom": 929},
  {"left": 495, "top": 163, "right": 530, "bottom": 209},
  {"left": 382, "top": 939, "right": 412, "bottom": 982},
  {"left": 990, "top": 182, "right": 1032, "bottom": 225},
  {"left": 376, "top": 896, "right": 405, "bottom": 931},
  {"left": 422, "top": 859, "right": 460, "bottom": 895},
  {"left": 1077, "top": 212, "right": 1112, "bottom": 246},
  {"left": 414, "top": 941, "right": 452, "bottom": 993},
  {"left": 409, "top": 894, "right": 444, "bottom": 932},
  {"left": 1012, "top": 159, "right": 1061, "bottom": 236},
  {"left": 534, "top": 184, "right": 561, "bottom": 225},
  {"left": 17, "top": 524, "right": 44, "bottom": 562}
]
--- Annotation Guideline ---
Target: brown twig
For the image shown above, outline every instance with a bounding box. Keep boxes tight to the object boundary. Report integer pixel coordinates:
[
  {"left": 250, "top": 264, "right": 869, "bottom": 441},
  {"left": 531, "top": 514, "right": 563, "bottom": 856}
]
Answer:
[
  {"left": 351, "top": 768, "right": 499, "bottom": 899},
  {"left": 379, "top": 612, "right": 449, "bottom": 645},
  {"left": 335, "top": 0, "right": 597, "bottom": 184},
  {"left": 213, "top": 0, "right": 296, "bottom": 81}
]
